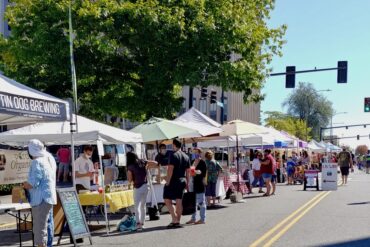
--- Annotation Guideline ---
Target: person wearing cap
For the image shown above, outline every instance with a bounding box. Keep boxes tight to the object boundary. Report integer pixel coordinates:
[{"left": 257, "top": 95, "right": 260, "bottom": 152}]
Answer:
[{"left": 23, "top": 139, "right": 57, "bottom": 247}]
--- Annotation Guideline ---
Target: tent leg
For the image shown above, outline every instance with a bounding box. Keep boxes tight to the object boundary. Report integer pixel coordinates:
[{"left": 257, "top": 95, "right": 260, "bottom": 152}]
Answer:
[{"left": 97, "top": 141, "right": 109, "bottom": 235}]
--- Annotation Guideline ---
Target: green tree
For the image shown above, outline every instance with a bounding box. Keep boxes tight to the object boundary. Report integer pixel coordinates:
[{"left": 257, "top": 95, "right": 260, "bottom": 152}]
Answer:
[
  {"left": 283, "top": 82, "right": 333, "bottom": 140},
  {"left": 0, "top": 0, "right": 285, "bottom": 121},
  {"left": 264, "top": 111, "right": 312, "bottom": 140}
]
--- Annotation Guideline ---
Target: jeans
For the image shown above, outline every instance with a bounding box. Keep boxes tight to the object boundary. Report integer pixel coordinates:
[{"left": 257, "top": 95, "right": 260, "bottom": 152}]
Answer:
[
  {"left": 252, "top": 175, "right": 264, "bottom": 188},
  {"left": 191, "top": 193, "right": 206, "bottom": 222},
  {"left": 47, "top": 209, "right": 54, "bottom": 247},
  {"left": 133, "top": 184, "right": 149, "bottom": 225}
]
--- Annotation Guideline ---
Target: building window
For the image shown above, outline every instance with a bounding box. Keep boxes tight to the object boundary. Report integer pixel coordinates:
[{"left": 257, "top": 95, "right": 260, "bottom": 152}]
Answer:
[
  {"left": 0, "top": 125, "right": 7, "bottom": 133},
  {"left": 179, "top": 100, "right": 186, "bottom": 114},
  {"left": 200, "top": 99, "right": 207, "bottom": 114},
  {"left": 210, "top": 102, "right": 217, "bottom": 120},
  {"left": 192, "top": 97, "right": 197, "bottom": 109},
  {"left": 223, "top": 97, "right": 228, "bottom": 122}
]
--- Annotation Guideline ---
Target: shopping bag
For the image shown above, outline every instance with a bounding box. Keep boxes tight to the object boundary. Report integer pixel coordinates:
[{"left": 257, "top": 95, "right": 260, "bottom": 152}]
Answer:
[
  {"left": 117, "top": 215, "right": 136, "bottom": 232},
  {"left": 148, "top": 205, "right": 160, "bottom": 221},
  {"left": 182, "top": 192, "right": 196, "bottom": 215}
]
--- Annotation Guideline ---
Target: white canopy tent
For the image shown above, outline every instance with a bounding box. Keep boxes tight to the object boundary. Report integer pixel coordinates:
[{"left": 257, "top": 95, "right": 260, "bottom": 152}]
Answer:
[
  {"left": 174, "top": 107, "right": 222, "bottom": 137},
  {"left": 308, "top": 140, "right": 326, "bottom": 152},
  {"left": 0, "top": 114, "right": 142, "bottom": 146},
  {"left": 320, "top": 141, "right": 342, "bottom": 152},
  {"left": 0, "top": 74, "right": 70, "bottom": 125},
  {"left": 0, "top": 114, "right": 142, "bottom": 234}
]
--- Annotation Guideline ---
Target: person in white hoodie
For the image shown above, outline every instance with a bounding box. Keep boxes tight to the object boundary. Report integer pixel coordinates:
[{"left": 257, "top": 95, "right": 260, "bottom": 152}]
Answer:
[{"left": 23, "top": 139, "right": 57, "bottom": 247}]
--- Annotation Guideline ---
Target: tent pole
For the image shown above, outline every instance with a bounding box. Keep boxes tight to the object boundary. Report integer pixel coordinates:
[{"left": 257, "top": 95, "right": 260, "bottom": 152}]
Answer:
[
  {"left": 97, "top": 141, "right": 110, "bottom": 235},
  {"left": 69, "top": 2, "right": 79, "bottom": 188},
  {"left": 236, "top": 135, "right": 240, "bottom": 193}
]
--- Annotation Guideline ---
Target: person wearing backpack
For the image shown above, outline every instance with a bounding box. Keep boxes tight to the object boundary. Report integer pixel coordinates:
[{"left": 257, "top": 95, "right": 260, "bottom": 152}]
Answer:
[{"left": 127, "top": 152, "right": 158, "bottom": 231}]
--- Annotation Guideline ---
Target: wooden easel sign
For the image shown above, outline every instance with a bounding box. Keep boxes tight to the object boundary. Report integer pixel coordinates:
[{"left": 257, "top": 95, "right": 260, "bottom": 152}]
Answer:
[{"left": 57, "top": 187, "right": 92, "bottom": 246}]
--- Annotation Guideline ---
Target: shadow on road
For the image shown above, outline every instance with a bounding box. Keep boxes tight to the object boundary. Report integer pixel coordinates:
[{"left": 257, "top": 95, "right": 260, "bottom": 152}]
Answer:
[
  {"left": 95, "top": 225, "right": 174, "bottom": 237},
  {"left": 207, "top": 205, "right": 228, "bottom": 210},
  {"left": 347, "top": 201, "right": 370, "bottom": 205},
  {"left": 320, "top": 237, "right": 370, "bottom": 247}
]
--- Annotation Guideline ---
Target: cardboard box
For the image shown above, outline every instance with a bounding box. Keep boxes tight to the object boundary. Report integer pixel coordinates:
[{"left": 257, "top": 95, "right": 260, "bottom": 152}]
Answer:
[{"left": 12, "top": 186, "right": 29, "bottom": 204}]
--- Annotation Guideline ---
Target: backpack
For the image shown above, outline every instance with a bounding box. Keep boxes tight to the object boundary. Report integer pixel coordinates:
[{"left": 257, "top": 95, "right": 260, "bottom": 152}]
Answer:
[{"left": 117, "top": 215, "right": 136, "bottom": 232}]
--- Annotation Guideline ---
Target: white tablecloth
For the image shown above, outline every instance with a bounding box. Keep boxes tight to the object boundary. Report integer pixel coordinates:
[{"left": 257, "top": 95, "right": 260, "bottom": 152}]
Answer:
[
  {"left": 216, "top": 178, "right": 226, "bottom": 198},
  {"left": 147, "top": 183, "right": 165, "bottom": 205},
  {"left": 0, "top": 203, "right": 31, "bottom": 214}
]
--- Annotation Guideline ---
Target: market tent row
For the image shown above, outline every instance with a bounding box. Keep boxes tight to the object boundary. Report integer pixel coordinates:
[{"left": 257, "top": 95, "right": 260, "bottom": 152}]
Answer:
[
  {"left": 0, "top": 114, "right": 142, "bottom": 146},
  {"left": 0, "top": 74, "right": 70, "bottom": 125}
]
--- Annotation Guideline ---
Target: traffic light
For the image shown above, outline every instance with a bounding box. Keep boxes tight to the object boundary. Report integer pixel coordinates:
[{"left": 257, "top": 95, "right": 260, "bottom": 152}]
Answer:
[
  {"left": 337, "top": 61, "right": 347, "bottom": 83},
  {"left": 357, "top": 135, "right": 360, "bottom": 140},
  {"left": 365, "top": 97, "right": 370, "bottom": 112},
  {"left": 285, "top": 66, "right": 295, "bottom": 88},
  {"left": 210, "top": 90, "right": 217, "bottom": 104},
  {"left": 201, "top": 87, "right": 207, "bottom": 99}
]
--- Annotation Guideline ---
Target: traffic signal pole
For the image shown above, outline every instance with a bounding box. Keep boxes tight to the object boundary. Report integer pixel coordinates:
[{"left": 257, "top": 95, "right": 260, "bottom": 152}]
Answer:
[
  {"left": 320, "top": 123, "right": 370, "bottom": 141},
  {"left": 270, "top": 66, "right": 344, "bottom": 76},
  {"left": 269, "top": 61, "right": 348, "bottom": 88}
]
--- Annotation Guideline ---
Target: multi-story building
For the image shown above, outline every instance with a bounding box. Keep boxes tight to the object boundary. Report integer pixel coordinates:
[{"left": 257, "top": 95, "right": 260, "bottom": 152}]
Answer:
[
  {"left": 0, "top": 0, "right": 10, "bottom": 37},
  {"left": 180, "top": 86, "right": 260, "bottom": 125}
]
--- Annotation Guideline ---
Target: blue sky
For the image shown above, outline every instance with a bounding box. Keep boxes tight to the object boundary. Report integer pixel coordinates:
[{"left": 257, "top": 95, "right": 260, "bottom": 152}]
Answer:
[{"left": 262, "top": 0, "right": 370, "bottom": 148}]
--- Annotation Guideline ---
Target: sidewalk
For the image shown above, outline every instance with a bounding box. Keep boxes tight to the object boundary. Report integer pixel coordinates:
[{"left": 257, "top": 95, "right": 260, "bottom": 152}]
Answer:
[{"left": 0, "top": 194, "right": 17, "bottom": 230}]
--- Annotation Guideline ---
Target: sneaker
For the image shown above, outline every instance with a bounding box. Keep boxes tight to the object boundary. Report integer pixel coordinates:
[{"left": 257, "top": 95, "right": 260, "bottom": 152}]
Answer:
[
  {"left": 258, "top": 190, "right": 264, "bottom": 193},
  {"left": 194, "top": 220, "right": 205, "bottom": 225},
  {"left": 186, "top": 220, "right": 195, "bottom": 224},
  {"left": 136, "top": 224, "right": 143, "bottom": 231}
]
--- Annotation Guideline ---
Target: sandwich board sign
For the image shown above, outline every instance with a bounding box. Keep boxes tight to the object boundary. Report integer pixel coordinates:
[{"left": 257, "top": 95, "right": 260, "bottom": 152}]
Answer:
[
  {"left": 57, "top": 187, "right": 92, "bottom": 246},
  {"left": 321, "top": 163, "right": 338, "bottom": 191}
]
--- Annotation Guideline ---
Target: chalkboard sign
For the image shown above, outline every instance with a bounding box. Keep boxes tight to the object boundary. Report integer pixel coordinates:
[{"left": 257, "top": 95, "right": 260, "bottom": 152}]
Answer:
[{"left": 57, "top": 187, "right": 92, "bottom": 246}]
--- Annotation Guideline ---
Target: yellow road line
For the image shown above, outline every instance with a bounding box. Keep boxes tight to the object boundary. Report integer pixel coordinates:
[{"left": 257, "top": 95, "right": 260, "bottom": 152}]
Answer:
[
  {"left": 249, "top": 191, "right": 327, "bottom": 247},
  {"left": 264, "top": 191, "right": 331, "bottom": 247}
]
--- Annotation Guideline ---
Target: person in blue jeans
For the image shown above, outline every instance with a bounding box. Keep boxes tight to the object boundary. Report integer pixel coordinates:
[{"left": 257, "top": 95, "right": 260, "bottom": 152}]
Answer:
[
  {"left": 251, "top": 152, "right": 264, "bottom": 193},
  {"left": 186, "top": 148, "right": 207, "bottom": 224},
  {"left": 47, "top": 210, "right": 54, "bottom": 247}
]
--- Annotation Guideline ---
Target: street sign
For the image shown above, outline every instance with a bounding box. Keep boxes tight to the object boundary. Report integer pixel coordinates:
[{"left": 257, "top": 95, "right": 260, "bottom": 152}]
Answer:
[{"left": 321, "top": 163, "right": 338, "bottom": 191}]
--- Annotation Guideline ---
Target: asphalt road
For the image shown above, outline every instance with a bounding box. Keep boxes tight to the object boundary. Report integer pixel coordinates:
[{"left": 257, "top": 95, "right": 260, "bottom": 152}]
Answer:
[{"left": 1, "top": 170, "right": 370, "bottom": 247}]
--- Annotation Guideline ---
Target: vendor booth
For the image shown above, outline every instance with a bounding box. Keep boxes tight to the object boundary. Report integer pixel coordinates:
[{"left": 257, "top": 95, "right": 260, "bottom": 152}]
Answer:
[
  {"left": 0, "top": 74, "right": 71, "bottom": 246},
  {"left": 0, "top": 114, "right": 143, "bottom": 234}
]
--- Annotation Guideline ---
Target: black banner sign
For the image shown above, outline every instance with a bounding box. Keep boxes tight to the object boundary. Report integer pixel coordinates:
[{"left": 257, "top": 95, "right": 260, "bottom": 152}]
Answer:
[{"left": 0, "top": 92, "right": 67, "bottom": 120}]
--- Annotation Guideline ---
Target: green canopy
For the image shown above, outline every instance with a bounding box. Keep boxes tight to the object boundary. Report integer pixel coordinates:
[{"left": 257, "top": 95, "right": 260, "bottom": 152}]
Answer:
[{"left": 131, "top": 117, "right": 199, "bottom": 143}]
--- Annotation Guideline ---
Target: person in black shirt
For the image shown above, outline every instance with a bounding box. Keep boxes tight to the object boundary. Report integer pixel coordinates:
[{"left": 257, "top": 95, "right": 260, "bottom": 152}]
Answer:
[
  {"left": 186, "top": 148, "right": 207, "bottom": 224},
  {"left": 164, "top": 138, "right": 191, "bottom": 228},
  {"left": 155, "top": 144, "right": 167, "bottom": 166}
]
